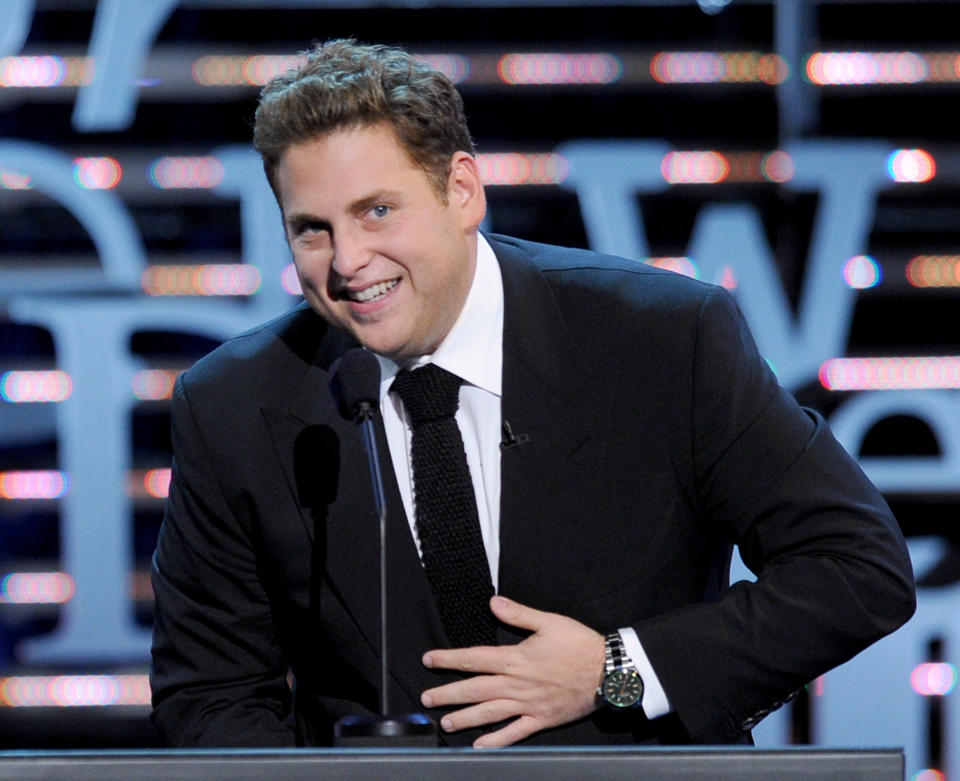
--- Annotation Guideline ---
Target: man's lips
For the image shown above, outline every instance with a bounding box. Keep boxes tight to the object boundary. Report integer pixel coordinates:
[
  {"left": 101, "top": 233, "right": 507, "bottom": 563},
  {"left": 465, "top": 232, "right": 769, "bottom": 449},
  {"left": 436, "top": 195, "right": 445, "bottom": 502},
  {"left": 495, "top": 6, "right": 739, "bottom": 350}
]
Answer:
[{"left": 340, "top": 278, "right": 400, "bottom": 303}]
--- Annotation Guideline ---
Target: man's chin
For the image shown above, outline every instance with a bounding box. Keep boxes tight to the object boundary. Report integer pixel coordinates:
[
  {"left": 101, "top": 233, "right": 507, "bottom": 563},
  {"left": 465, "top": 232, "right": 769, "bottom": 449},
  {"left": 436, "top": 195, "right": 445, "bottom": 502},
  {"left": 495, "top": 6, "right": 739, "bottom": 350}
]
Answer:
[
  {"left": 323, "top": 312, "right": 426, "bottom": 363},
  {"left": 350, "top": 332, "right": 409, "bottom": 364}
]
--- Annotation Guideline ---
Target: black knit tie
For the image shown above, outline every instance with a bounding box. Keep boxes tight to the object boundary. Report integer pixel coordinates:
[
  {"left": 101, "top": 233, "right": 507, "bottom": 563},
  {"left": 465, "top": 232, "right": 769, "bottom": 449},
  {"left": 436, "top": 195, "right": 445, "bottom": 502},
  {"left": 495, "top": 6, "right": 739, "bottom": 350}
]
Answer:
[{"left": 391, "top": 364, "right": 496, "bottom": 647}]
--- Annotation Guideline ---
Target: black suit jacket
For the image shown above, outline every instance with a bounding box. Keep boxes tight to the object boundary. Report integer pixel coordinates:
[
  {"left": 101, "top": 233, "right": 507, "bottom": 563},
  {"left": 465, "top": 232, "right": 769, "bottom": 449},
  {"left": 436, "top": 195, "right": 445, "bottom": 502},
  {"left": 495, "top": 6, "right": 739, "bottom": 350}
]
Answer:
[{"left": 150, "top": 235, "right": 915, "bottom": 747}]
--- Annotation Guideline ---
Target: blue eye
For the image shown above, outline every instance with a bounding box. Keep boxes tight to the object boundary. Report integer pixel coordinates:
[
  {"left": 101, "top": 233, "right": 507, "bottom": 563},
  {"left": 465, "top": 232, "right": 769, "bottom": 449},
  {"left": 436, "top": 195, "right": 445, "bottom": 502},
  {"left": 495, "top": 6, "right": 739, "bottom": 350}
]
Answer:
[{"left": 371, "top": 205, "right": 390, "bottom": 218}]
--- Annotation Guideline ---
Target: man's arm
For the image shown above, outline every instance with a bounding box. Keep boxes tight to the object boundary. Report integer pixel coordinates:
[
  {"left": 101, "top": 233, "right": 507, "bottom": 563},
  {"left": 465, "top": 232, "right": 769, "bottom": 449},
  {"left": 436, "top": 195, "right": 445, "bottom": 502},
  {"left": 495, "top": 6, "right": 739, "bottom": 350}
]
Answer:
[
  {"left": 150, "top": 376, "right": 295, "bottom": 747},
  {"left": 630, "top": 286, "right": 915, "bottom": 742}
]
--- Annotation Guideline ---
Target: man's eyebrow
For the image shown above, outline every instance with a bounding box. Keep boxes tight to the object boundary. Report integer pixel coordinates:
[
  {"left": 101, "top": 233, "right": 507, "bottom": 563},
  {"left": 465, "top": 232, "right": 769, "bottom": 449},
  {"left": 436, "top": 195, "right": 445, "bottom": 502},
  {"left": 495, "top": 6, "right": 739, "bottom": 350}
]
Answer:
[{"left": 285, "top": 212, "right": 331, "bottom": 232}]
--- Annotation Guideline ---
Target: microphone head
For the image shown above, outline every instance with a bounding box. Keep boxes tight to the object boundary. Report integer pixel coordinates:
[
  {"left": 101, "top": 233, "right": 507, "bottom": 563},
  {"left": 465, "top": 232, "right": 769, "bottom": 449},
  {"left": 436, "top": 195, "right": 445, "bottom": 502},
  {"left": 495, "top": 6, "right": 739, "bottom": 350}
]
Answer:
[{"left": 329, "top": 348, "right": 381, "bottom": 421}]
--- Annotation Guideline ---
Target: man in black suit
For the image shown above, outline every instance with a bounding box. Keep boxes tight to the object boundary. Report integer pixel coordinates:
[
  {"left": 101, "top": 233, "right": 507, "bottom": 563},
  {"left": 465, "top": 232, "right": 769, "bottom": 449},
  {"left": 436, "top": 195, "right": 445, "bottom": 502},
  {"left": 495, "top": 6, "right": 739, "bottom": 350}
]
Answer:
[{"left": 149, "top": 39, "right": 915, "bottom": 748}]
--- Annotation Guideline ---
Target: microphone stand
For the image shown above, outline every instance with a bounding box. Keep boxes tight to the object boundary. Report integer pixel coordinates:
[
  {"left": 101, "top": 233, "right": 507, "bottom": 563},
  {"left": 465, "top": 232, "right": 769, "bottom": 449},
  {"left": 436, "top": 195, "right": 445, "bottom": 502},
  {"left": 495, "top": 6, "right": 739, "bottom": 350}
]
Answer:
[
  {"left": 359, "top": 400, "right": 389, "bottom": 716},
  {"left": 333, "top": 400, "right": 437, "bottom": 747}
]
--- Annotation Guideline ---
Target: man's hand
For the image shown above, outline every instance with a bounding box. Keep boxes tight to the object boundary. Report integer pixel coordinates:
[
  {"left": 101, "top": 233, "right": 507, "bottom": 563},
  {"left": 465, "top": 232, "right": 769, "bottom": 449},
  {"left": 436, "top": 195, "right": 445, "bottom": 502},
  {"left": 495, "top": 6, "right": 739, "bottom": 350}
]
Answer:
[{"left": 420, "top": 595, "right": 605, "bottom": 748}]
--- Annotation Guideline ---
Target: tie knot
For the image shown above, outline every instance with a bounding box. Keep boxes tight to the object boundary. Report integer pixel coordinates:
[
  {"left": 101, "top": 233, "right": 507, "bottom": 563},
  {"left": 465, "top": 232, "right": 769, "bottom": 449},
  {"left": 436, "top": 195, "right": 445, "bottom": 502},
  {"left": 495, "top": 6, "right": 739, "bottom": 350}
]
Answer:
[{"left": 392, "top": 364, "right": 463, "bottom": 426}]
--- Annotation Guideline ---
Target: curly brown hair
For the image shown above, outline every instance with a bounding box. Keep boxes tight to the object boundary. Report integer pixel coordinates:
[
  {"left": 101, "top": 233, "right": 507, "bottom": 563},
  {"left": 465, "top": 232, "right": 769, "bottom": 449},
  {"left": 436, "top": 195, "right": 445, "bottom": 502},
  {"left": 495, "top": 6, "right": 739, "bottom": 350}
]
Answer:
[{"left": 253, "top": 39, "right": 476, "bottom": 202}]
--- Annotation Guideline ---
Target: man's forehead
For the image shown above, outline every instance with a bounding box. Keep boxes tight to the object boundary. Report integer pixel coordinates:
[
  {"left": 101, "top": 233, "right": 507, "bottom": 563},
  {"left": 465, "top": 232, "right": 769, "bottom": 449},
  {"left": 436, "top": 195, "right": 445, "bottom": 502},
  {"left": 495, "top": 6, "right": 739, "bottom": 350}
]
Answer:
[
  {"left": 276, "top": 130, "right": 450, "bottom": 217},
  {"left": 279, "top": 126, "right": 425, "bottom": 183}
]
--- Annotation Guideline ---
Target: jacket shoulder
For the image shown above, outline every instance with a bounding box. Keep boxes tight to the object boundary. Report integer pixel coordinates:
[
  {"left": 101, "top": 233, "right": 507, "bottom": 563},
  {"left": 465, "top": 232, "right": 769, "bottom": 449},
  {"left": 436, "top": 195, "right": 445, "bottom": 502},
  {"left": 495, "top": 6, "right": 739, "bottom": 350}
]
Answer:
[{"left": 488, "top": 232, "right": 720, "bottom": 314}]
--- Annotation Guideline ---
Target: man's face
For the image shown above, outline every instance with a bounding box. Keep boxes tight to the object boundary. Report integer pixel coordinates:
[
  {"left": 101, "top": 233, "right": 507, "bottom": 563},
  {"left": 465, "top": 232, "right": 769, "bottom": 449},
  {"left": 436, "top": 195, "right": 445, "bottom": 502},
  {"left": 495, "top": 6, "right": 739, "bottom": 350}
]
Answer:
[{"left": 275, "top": 122, "right": 485, "bottom": 364}]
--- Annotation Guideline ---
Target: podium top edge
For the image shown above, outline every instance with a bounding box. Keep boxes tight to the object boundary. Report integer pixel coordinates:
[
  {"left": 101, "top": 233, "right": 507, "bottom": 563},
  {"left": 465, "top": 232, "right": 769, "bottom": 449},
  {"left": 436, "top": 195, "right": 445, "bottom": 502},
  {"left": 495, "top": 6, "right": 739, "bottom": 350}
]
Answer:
[{"left": 0, "top": 746, "right": 905, "bottom": 759}]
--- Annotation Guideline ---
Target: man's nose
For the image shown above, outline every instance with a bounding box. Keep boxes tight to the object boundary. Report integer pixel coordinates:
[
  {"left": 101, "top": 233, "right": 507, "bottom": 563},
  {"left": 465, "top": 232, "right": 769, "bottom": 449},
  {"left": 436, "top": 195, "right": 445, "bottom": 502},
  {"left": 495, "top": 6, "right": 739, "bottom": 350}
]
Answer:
[{"left": 331, "top": 227, "right": 373, "bottom": 278}]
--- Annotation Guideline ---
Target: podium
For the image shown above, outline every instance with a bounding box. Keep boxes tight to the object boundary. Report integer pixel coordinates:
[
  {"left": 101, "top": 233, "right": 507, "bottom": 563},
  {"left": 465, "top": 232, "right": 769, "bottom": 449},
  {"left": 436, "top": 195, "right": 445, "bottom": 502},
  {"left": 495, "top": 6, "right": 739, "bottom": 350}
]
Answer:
[{"left": 0, "top": 747, "right": 903, "bottom": 780}]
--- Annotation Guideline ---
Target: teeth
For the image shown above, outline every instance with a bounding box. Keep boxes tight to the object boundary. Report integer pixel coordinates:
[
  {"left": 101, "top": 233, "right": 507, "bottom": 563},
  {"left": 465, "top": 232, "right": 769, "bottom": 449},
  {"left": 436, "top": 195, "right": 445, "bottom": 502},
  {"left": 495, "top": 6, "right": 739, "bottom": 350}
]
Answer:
[{"left": 348, "top": 279, "right": 398, "bottom": 302}]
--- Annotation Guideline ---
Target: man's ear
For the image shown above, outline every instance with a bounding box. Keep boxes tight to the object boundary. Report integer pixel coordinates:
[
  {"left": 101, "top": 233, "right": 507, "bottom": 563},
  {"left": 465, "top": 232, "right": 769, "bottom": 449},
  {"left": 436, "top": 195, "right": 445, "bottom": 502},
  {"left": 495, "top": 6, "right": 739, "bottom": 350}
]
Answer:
[{"left": 448, "top": 151, "right": 487, "bottom": 230}]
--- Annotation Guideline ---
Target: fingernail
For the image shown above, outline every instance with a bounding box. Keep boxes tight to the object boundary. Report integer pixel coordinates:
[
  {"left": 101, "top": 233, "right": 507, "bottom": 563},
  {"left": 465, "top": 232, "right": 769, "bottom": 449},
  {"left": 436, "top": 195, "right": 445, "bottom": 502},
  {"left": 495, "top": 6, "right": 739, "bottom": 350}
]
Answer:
[
  {"left": 492, "top": 595, "right": 508, "bottom": 609},
  {"left": 421, "top": 692, "right": 433, "bottom": 707},
  {"left": 440, "top": 717, "right": 453, "bottom": 731},
  {"left": 422, "top": 653, "right": 433, "bottom": 667}
]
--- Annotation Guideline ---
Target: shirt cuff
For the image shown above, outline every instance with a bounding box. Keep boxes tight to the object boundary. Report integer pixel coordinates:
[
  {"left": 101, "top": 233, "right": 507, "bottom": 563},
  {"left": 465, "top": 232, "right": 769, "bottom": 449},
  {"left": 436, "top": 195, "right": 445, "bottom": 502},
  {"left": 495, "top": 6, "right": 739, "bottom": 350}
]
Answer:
[{"left": 619, "top": 627, "right": 673, "bottom": 719}]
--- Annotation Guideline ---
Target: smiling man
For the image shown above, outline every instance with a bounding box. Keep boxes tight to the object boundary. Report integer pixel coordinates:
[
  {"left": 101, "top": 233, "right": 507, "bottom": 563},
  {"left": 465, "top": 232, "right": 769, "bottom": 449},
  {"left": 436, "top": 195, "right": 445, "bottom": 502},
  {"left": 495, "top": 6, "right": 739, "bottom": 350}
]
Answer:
[{"left": 149, "top": 39, "right": 915, "bottom": 749}]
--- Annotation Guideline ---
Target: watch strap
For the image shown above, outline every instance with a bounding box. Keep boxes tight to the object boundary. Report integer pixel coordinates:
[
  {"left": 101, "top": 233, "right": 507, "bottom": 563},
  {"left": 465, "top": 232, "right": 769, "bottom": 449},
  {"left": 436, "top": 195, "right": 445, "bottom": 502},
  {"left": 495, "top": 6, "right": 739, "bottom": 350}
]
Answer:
[{"left": 604, "top": 631, "right": 637, "bottom": 674}]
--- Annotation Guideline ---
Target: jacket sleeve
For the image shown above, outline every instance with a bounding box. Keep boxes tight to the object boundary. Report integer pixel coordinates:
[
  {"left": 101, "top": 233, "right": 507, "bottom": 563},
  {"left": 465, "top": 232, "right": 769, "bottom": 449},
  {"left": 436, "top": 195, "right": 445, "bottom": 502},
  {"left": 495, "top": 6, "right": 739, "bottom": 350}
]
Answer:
[
  {"left": 633, "top": 285, "right": 916, "bottom": 743},
  {"left": 150, "top": 375, "right": 296, "bottom": 747}
]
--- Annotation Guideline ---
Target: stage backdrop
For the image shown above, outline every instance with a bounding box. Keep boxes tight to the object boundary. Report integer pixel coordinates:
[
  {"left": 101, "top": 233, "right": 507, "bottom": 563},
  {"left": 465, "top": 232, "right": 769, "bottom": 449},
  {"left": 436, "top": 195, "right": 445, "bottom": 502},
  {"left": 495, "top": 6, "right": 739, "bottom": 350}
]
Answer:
[{"left": 1, "top": 2, "right": 957, "bottom": 779}]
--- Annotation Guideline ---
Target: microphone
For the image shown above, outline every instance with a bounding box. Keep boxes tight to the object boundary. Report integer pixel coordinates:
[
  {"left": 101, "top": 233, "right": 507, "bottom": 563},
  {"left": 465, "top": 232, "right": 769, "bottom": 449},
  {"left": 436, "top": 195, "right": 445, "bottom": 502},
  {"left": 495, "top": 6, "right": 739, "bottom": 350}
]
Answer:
[
  {"left": 328, "top": 348, "right": 436, "bottom": 746},
  {"left": 329, "top": 347, "right": 380, "bottom": 423}
]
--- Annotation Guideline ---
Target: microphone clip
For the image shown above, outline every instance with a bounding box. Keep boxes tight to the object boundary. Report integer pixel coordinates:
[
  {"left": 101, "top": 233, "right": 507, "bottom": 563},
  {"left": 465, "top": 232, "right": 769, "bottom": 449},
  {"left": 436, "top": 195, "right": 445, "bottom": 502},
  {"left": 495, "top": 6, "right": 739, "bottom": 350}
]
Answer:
[{"left": 500, "top": 420, "right": 530, "bottom": 450}]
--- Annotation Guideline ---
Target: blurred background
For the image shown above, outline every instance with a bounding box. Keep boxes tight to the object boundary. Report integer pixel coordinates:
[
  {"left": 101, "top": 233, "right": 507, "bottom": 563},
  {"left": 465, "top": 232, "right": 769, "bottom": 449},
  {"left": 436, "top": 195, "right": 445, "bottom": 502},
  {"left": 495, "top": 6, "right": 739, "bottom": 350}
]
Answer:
[{"left": 0, "top": 1, "right": 958, "bottom": 778}]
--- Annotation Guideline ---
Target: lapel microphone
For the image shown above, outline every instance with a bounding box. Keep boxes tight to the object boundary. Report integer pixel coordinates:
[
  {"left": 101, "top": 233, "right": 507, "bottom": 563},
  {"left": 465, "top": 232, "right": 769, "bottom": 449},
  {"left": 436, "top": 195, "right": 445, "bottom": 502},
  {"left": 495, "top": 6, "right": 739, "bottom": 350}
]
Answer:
[
  {"left": 328, "top": 348, "right": 436, "bottom": 746},
  {"left": 500, "top": 419, "right": 530, "bottom": 450}
]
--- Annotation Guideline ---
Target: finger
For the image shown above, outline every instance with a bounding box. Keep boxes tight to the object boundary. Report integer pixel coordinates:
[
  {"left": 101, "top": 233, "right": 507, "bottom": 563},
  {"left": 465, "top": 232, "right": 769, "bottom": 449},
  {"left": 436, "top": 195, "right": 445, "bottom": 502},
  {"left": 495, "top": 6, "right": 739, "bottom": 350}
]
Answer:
[
  {"left": 473, "top": 714, "right": 542, "bottom": 749},
  {"left": 488, "top": 595, "right": 550, "bottom": 633},
  {"left": 422, "top": 644, "right": 507, "bottom": 675},
  {"left": 435, "top": 699, "right": 519, "bottom": 732},
  {"left": 422, "top": 673, "right": 523, "bottom": 708}
]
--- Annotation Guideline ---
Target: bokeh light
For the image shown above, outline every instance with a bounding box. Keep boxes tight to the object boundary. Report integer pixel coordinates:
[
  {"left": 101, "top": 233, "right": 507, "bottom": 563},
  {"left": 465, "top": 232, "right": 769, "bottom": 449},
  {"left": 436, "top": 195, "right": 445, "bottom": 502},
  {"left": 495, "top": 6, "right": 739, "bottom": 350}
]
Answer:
[
  {"left": 0, "top": 675, "right": 150, "bottom": 707},
  {"left": 0, "top": 170, "right": 32, "bottom": 189},
  {"left": 0, "top": 572, "right": 74, "bottom": 604},
  {"left": 149, "top": 156, "right": 225, "bottom": 189},
  {"left": 820, "top": 357, "right": 960, "bottom": 391},
  {"left": 143, "top": 468, "right": 172, "bottom": 499},
  {"left": 191, "top": 54, "right": 303, "bottom": 86},
  {"left": 645, "top": 257, "right": 700, "bottom": 279},
  {"left": 73, "top": 157, "right": 122, "bottom": 190},
  {"left": 142, "top": 265, "right": 262, "bottom": 296},
  {"left": 911, "top": 663, "right": 957, "bottom": 696},
  {"left": 651, "top": 52, "right": 786, "bottom": 84},
  {"left": 717, "top": 266, "right": 738, "bottom": 290},
  {"left": 842, "top": 255, "right": 882, "bottom": 289},
  {"left": 907, "top": 255, "right": 960, "bottom": 287},
  {"left": 0, "top": 55, "right": 64, "bottom": 87},
  {"left": 414, "top": 54, "right": 470, "bottom": 83},
  {"left": 1, "top": 371, "right": 72, "bottom": 402},
  {"left": 0, "top": 56, "right": 90, "bottom": 87},
  {"left": 476, "top": 153, "right": 568, "bottom": 185},
  {"left": 806, "top": 52, "right": 927, "bottom": 85},
  {"left": 0, "top": 471, "right": 70, "bottom": 500},
  {"left": 912, "top": 770, "right": 946, "bottom": 781},
  {"left": 887, "top": 149, "right": 936, "bottom": 183},
  {"left": 131, "top": 369, "right": 180, "bottom": 401},
  {"left": 661, "top": 151, "right": 729, "bottom": 184},
  {"left": 761, "top": 151, "right": 794, "bottom": 183},
  {"left": 497, "top": 53, "right": 622, "bottom": 85}
]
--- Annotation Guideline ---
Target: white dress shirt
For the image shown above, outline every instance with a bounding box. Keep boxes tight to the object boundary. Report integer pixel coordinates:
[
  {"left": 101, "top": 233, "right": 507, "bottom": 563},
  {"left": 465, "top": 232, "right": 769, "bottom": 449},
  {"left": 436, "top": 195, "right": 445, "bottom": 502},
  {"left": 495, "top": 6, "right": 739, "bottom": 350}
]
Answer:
[{"left": 374, "top": 233, "right": 670, "bottom": 719}]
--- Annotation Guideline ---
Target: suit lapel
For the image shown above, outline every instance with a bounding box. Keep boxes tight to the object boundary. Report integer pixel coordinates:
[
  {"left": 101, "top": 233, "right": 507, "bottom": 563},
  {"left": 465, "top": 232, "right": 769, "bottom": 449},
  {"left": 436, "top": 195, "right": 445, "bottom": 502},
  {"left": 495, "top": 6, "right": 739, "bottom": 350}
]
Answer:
[{"left": 492, "top": 239, "right": 604, "bottom": 620}]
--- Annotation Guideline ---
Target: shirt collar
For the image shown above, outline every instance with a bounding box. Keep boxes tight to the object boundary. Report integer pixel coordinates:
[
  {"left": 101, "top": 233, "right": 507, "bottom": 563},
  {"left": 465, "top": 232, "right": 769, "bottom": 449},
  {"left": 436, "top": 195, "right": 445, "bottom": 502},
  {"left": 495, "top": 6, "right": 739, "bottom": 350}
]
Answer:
[{"left": 375, "top": 232, "right": 504, "bottom": 401}]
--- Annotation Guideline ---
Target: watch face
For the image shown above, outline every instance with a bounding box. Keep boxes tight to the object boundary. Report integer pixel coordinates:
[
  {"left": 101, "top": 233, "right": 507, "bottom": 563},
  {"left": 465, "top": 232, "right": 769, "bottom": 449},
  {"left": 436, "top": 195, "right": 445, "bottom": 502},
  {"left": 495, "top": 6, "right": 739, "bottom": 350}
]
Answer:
[{"left": 602, "top": 669, "right": 644, "bottom": 708}]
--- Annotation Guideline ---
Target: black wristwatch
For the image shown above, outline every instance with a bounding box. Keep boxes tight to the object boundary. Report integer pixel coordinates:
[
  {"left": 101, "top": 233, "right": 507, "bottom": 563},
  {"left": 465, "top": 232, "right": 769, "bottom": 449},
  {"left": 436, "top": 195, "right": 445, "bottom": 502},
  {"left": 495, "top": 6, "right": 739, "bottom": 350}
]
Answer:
[{"left": 598, "top": 631, "right": 644, "bottom": 708}]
